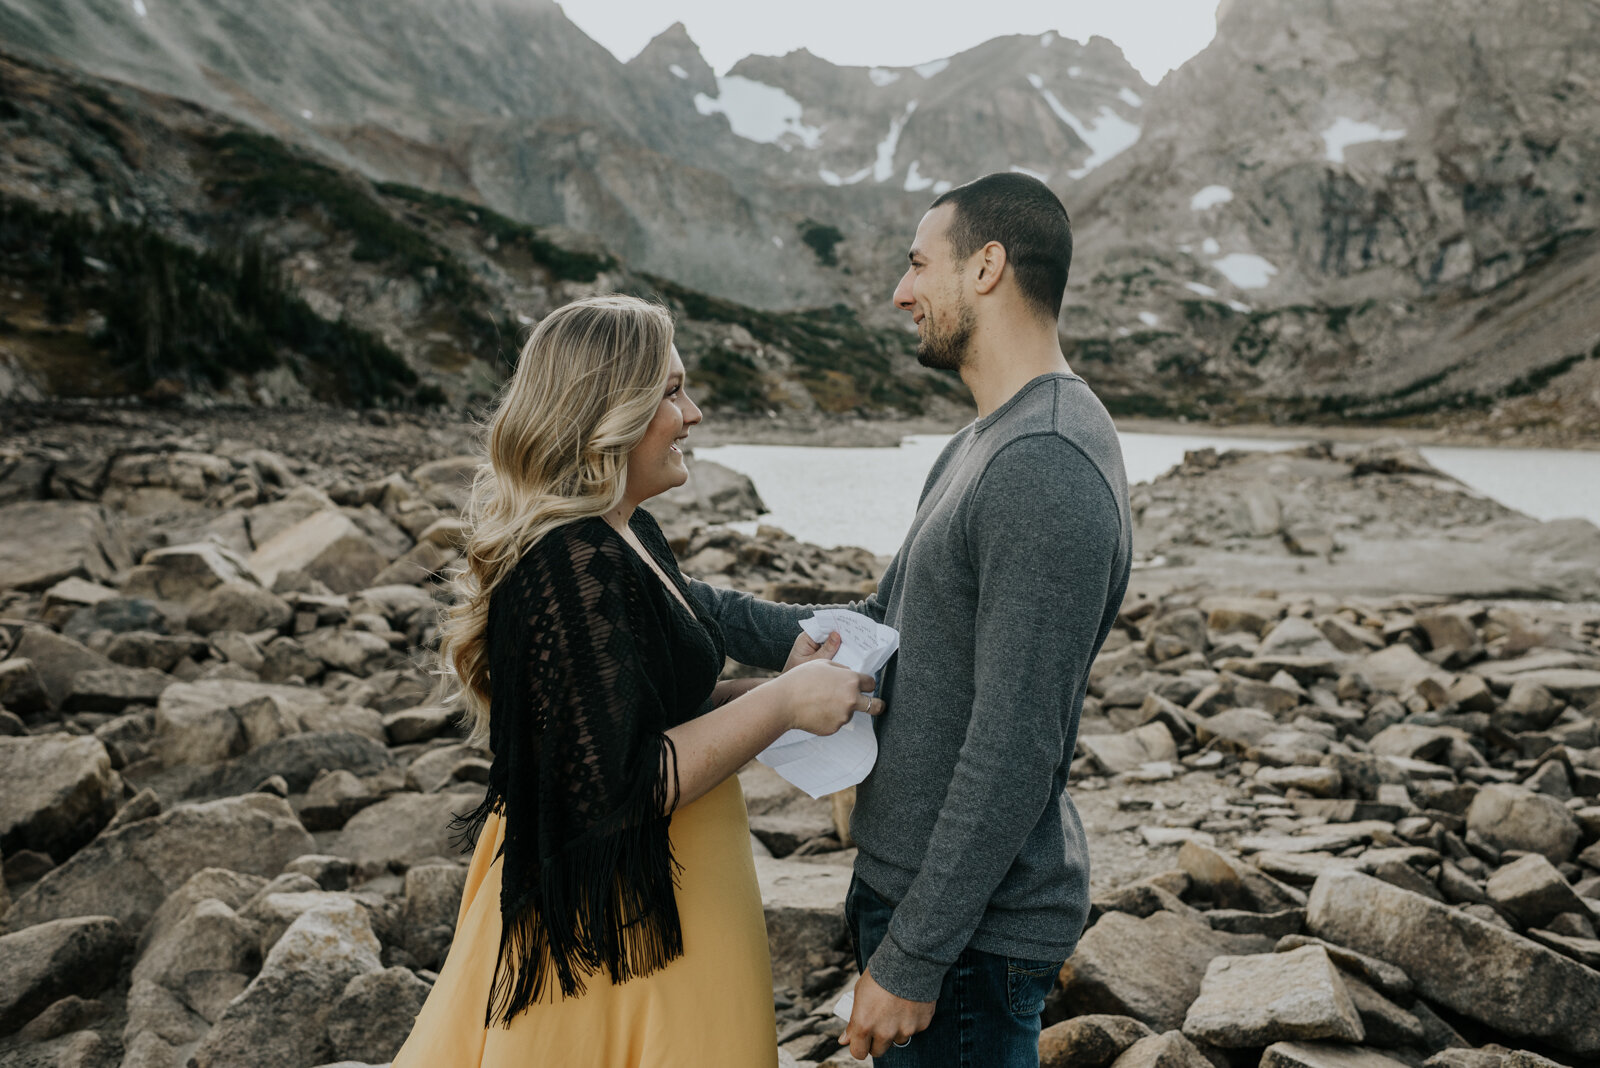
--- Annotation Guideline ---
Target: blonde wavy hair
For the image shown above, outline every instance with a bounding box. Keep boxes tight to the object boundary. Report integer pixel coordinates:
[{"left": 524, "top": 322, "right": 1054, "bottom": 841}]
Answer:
[{"left": 438, "top": 295, "right": 676, "bottom": 747}]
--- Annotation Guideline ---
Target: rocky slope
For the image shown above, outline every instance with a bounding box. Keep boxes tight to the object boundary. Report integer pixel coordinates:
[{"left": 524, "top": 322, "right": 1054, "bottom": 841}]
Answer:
[
  {"left": 3, "top": 0, "right": 1598, "bottom": 435},
  {"left": 0, "top": 47, "right": 966, "bottom": 418},
  {"left": 1, "top": 409, "right": 1599, "bottom": 1068}
]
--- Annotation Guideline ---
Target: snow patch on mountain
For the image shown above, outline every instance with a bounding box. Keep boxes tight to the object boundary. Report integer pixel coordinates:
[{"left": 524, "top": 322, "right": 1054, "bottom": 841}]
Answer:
[
  {"left": 1190, "top": 185, "right": 1233, "bottom": 211},
  {"left": 874, "top": 101, "right": 918, "bottom": 182},
  {"left": 1321, "top": 117, "right": 1406, "bottom": 164},
  {"left": 1027, "top": 74, "right": 1141, "bottom": 177},
  {"left": 914, "top": 59, "right": 950, "bottom": 79},
  {"left": 1212, "top": 253, "right": 1278, "bottom": 289},
  {"left": 869, "top": 68, "right": 901, "bottom": 87},
  {"left": 695, "top": 76, "right": 822, "bottom": 150}
]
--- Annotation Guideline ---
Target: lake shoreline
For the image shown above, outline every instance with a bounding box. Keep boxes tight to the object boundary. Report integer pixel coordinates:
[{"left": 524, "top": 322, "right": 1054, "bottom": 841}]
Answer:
[{"left": 690, "top": 412, "right": 1600, "bottom": 451}]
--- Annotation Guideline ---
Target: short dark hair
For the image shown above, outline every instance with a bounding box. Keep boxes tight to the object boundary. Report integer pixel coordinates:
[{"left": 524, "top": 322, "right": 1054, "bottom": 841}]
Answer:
[{"left": 930, "top": 173, "right": 1073, "bottom": 321}]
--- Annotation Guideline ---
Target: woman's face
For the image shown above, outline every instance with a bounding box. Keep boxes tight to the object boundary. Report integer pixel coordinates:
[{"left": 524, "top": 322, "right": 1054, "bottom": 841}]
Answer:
[{"left": 623, "top": 345, "right": 701, "bottom": 504}]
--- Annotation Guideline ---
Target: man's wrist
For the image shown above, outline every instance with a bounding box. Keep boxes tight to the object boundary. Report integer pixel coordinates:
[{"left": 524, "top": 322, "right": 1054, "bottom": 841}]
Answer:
[{"left": 865, "top": 933, "right": 947, "bottom": 1003}]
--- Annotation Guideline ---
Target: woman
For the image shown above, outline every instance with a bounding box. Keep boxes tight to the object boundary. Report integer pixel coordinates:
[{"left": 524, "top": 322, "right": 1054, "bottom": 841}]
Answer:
[{"left": 392, "top": 295, "right": 876, "bottom": 1067}]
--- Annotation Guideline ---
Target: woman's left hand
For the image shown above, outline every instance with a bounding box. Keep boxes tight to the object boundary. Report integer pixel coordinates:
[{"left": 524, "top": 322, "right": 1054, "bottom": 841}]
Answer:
[{"left": 783, "top": 629, "right": 840, "bottom": 673}]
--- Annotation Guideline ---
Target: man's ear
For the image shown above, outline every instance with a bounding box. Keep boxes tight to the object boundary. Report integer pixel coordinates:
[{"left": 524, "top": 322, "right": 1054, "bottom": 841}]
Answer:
[{"left": 973, "top": 241, "right": 1006, "bottom": 295}]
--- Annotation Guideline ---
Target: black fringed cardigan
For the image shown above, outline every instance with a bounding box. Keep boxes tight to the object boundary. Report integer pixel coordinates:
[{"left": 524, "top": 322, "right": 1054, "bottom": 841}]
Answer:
[{"left": 452, "top": 508, "right": 726, "bottom": 1026}]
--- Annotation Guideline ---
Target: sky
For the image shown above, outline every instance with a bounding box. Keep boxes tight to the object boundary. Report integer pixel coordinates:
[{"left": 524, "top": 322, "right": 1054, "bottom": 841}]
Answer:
[{"left": 559, "top": 0, "right": 1221, "bottom": 85}]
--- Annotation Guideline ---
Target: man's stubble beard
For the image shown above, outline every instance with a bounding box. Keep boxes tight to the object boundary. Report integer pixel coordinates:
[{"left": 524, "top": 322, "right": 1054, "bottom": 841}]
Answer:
[{"left": 916, "top": 300, "right": 976, "bottom": 372}]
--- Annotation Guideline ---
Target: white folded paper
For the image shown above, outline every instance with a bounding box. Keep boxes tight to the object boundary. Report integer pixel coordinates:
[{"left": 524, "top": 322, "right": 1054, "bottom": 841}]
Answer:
[
  {"left": 755, "top": 609, "right": 900, "bottom": 799},
  {"left": 833, "top": 987, "right": 855, "bottom": 1022}
]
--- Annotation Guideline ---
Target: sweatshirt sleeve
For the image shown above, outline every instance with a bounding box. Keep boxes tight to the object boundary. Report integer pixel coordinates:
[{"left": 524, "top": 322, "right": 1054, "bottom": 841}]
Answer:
[
  {"left": 864, "top": 434, "right": 1123, "bottom": 1001},
  {"left": 687, "top": 577, "right": 890, "bottom": 672}
]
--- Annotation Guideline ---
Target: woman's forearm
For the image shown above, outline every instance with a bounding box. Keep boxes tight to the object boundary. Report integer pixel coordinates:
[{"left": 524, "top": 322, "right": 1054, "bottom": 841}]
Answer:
[
  {"left": 711, "top": 676, "right": 767, "bottom": 708},
  {"left": 664, "top": 685, "right": 790, "bottom": 810}
]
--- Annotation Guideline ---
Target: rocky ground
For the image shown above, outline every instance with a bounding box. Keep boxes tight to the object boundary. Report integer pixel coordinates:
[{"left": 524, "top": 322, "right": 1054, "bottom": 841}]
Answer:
[{"left": 1, "top": 406, "right": 1599, "bottom": 1068}]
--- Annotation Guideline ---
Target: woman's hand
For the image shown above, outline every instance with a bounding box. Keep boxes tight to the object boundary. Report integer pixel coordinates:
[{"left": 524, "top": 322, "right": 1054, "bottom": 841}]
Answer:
[
  {"left": 784, "top": 629, "right": 841, "bottom": 673},
  {"left": 768, "top": 660, "right": 880, "bottom": 737}
]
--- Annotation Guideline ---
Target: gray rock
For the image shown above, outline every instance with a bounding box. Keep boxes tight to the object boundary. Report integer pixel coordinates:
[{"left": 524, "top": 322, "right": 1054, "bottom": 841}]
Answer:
[
  {"left": 1306, "top": 870, "right": 1600, "bottom": 1056},
  {"left": 301, "top": 628, "right": 401, "bottom": 676},
  {"left": 284, "top": 854, "right": 354, "bottom": 892},
  {"left": 754, "top": 854, "right": 852, "bottom": 989},
  {"left": 188, "top": 583, "right": 293, "bottom": 636},
  {"left": 401, "top": 863, "right": 467, "bottom": 971},
  {"left": 1081, "top": 721, "right": 1180, "bottom": 774},
  {"left": 122, "top": 542, "right": 260, "bottom": 603},
  {"left": 104, "top": 631, "right": 207, "bottom": 672},
  {"left": 325, "top": 966, "right": 431, "bottom": 1064},
  {"left": 10, "top": 626, "right": 116, "bottom": 710},
  {"left": 0, "top": 501, "right": 128, "bottom": 592},
  {"left": 190, "top": 899, "right": 383, "bottom": 1068},
  {"left": 382, "top": 705, "right": 455, "bottom": 745},
  {"left": 1339, "top": 974, "right": 1425, "bottom": 1048},
  {"left": 62, "top": 665, "right": 174, "bottom": 713},
  {"left": 0, "top": 915, "right": 127, "bottom": 1033},
  {"left": 1181, "top": 945, "right": 1364, "bottom": 1047},
  {"left": 0, "top": 658, "right": 49, "bottom": 717},
  {"left": 3, "top": 793, "right": 313, "bottom": 935},
  {"left": 1494, "top": 680, "right": 1560, "bottom": 733},
  {"left": 1201, "top": 597, "right": 1284, "bottom": 637},
  {"left": 139, "top": 868, "right": 267, "bottom": 957},
  {"left": 1109, "top": 1031, "right": 1214, "bottom": 1068},
  {"left": 197, "top": 731, "right": 395, "bottom": 797},
  {"left": 1485, "top": 853, "right": 1590, "bottom": 929},
  {"left": 0, "top": 733, "right": 121, "bottom": 861},
  {"left": 249, "top": 510, "right": 389, "bottom": 594},
  {"left": 132, "top": 897, "right": 261, "bottom": 1023},
  {"left": 1356, "top": 645, "right": 1453, "bottom": 696},
  {"left": 1179, "top": 840, "right": 1307, "bottom": 912},
  {"left": 1059, "top": 909, "right": 1274, "bottom": 1032},
  {"left": 1261, "top": 1042, "right": 1413, "bottom": 1068},
  {"left": 1038, "top": 1014, "right": 1155, "bottom": 1068},
  {"left": 1195, "top": 707, "right": 1279, "bottom": 755},
  {"left": 331, "top": 789, "right": 482, "bottom": 880},
  {"left": 154, "top": 679, "right": 328, "bottom": 766},
  {"left": 1465, "top": 783, "right": 1581, "bottom": 864}
]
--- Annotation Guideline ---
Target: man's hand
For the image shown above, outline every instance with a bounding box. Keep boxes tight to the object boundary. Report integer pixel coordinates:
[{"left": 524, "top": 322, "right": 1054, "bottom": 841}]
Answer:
[
  {"left": 839, "top": 967, "right": 935, "bottom": 1059},
  {"left": 783, "top": 629, "right": 840, "bottom": 673}
]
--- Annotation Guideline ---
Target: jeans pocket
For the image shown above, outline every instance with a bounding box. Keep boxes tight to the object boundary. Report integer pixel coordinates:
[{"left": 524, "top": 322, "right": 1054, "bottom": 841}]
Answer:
[{"left": 1005, "top": 957, "right": 1063, "bottom": 1017}]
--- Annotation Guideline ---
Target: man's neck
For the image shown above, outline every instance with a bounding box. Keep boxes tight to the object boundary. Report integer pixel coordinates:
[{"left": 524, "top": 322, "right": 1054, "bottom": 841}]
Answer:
[{"left": 959, "top": 322, "right": 1071, "bottom": 418}]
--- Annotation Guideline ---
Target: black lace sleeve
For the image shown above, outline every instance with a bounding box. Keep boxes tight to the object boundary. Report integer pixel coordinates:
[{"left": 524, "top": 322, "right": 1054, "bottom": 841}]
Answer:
[{"left": 456, "top": 518, "right": 684, "bottom": 1024}]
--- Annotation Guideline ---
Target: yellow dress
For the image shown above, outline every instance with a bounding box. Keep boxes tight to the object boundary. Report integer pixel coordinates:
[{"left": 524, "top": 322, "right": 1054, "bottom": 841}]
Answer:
[{"left": 392, "top": 775, "right": 777, "bottom": 1068}]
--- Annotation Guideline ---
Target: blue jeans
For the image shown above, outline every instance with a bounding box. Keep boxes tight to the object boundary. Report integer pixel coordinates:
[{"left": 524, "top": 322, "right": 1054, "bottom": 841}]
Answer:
[{"left": 843, "top": 875, "right": 1062, "bottom": 1068}]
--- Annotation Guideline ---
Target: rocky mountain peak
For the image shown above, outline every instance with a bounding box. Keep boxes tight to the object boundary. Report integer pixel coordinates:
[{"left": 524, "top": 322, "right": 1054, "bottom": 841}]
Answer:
[{"left": 627, "top": 20, "right": 717, "bottom": 97}]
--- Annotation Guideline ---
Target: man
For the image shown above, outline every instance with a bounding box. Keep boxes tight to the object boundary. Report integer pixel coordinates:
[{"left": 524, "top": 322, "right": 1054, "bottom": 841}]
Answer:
[{"left": 690, "top": 172, "right": 1131, "bottom": 1066}]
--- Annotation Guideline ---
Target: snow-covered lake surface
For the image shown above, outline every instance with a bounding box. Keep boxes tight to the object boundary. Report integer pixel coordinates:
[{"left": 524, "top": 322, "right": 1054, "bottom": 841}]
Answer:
[{"left": 695, "top": 432, "right": 1600, "bottom": 556}]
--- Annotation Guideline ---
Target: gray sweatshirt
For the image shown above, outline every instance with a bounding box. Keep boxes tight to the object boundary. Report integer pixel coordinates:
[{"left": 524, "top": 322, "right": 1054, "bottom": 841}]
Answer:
[{"left": 690, "top": 373, "right": 1131, "bottom": 1001}]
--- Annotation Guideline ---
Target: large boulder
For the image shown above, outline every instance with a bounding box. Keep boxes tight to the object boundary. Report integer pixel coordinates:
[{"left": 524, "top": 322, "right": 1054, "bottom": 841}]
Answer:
[
  {"left": 189, "top": 899, "right": 383, "bottom": 1068},
  {"left": 1181, "top": 946, "right": 1364, "bottom": 1047},
  {"left": 122, "top": 543, "right": 260, "bottom": 603},
  {"left": 1260, "top": 1043, "right": 1413, "bottom": 1068},
  {"left": 1059, "top": 909, "right": 1274, "bottom": 1032},
  {"left": 1179, "top": 841, "right": 1306, "bottom": 913},
  {"left": 1484, "top": 854, "right": 1591, "bottom": 929},
  {"left": 401, "top": 863, "right": 468, "bottom": 971},
  {"left": 131, "top": 897, "right": 261, "bottom": 1024},
  {"left": 0, "top": 733, "right": 121, "bottom": 861},
  {"left": 62, "top": 665, "right": 174, "bottom": 713},
  {"left": 324, "top": 966, "right": 431, "bottom": 1064},
  {"left": 0, "top": 915, "right": 128, "bottom": 1034},
  {"left": 1355, "top": 645, "right": 1452, "bottom": 696},
  {"left": 1306, "top": 870, "right": 1600, "bottom": 1057},
  {"left": 754, "top": 853, "right": 853, "bottom": 990},
  {"left": 330, "top": 789, "right": 482, "bottom": 880},
  {"left": 187, "top": 583, "right": 293, "bottom": 636},
  {"left": 249, "top": 511, "right": 390, "bottom": 594},
  {"left": 196, "top": 731, "right": 395, "bottom": 797},
  {"left": 0, "top": 501, "right": 129, "bottom": 592},
  {"left": 3, "top": 794, "right": 314, "bottom": 935},
  {"left": 9, "top": 626, "right": 115, "bottom": 710},
  {"left": 0, "top": 658, "right": 49, "bottom": 717},
  {"left": 154, "top": 679, "right": 330, "bottom": 766},
  {"left": 1465, "top": 783, "right": 1581, "bottom": 863},
  {"left": 1038, "top": 1015, "right": 1154, "bottom": 1068}
]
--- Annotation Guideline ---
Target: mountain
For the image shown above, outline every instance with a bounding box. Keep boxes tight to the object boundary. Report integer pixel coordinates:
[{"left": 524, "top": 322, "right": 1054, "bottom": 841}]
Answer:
[
  {"left": 0, "top": 0, "right": 1149, "bottom": 311},
  {"left": 0, "top": 47, "right": 965, "bottom": 418},
  {"left": 2, "top": 0, "right": 1597, "bottom": 438},
  {"left": 1055, "top": 0, "right": 1600, "bottom": 432}
]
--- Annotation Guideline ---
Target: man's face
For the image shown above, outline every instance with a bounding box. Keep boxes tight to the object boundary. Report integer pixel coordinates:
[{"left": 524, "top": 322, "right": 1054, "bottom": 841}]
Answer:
[{"left": 892, "top": 205, "right": 976, "bottom": 372}]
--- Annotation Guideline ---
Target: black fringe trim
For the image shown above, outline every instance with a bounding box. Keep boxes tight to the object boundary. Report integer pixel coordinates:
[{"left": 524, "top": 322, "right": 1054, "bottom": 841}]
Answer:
[{"left": 481, "top": 733, "right": 684, "bottom": 1027}]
